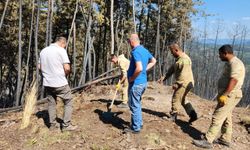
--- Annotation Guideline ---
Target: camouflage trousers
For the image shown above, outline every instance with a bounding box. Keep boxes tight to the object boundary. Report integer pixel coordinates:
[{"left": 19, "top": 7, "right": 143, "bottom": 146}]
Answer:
[{"left": 205, "top": 92, "right": 241, "bottom": 143}]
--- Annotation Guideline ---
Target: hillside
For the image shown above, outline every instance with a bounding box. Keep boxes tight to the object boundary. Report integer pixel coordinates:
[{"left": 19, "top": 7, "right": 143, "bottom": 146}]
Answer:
[{"left": 0, "top": 82, "right": 249, "bottom": 150}]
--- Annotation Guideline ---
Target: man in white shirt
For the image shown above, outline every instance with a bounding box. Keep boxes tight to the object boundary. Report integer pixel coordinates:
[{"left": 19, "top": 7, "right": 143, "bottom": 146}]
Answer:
[{"left": 39, "top": 37, "right": 77, "bottom": 131}]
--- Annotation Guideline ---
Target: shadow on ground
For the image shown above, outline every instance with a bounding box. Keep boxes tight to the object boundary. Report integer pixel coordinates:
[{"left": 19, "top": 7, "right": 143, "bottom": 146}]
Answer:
[
  {"left": 36, "top": 110, "right": 50, "bottom": 128},
  {"left": 175, "top": 119, "right": 203, "bottom": 140},
  {"left": 36, "top": 110, "right": 65, "bottom": 128},
  {"left": 142, "top": 108, "right": 167, "bottom": 118},
  {"left": 94, "top": 109, "right": 130, "bottom": 130},
  {"left": 142, "top": 107, "right": 203, "bottom": 139}
]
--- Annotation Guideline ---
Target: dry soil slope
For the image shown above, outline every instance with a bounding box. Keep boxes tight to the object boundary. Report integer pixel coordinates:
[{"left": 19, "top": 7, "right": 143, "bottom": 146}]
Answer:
[{"left": 0, "top": 82, "right": 249, "bottom": 150}]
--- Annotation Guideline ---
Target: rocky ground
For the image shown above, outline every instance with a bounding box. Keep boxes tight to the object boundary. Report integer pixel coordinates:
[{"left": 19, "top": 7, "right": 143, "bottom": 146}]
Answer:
[{"left": 0, "top": 82, "right": 249, "bottom": 150}]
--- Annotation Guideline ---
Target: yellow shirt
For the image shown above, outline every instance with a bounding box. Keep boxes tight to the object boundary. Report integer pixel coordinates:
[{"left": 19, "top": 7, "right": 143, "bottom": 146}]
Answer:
[
  {"left": 117, "top": 54, "right": 130, "bottom": 77},
  {"left": 165, "top": 53, "right": 194, "bottom": 87},
  {"left": 218, "top": 56, "right": 245, "bottom": 96}
]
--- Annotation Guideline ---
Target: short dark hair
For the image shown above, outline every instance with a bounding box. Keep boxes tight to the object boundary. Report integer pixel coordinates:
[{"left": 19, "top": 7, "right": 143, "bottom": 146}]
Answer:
[
  {"left": 168, "top": 42, "right": 182, "bottom": 52},
  {"left": 110, "top": 54, "right": 116, "bottom": 57},
  {"left": 219, "top": 44, "right": 233, "bottom": 54},
  {"left": 109, "top": 54, "right": 117, "bottom": 61}
]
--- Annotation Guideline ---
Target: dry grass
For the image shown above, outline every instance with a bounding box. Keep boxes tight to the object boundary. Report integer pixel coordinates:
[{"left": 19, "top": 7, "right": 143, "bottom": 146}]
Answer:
[{"left": 20, "top": 80, "right": 38, "bottom": 129}]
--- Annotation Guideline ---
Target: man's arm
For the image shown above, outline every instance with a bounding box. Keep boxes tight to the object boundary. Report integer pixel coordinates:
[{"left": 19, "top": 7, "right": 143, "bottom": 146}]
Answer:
[
  {"left": 119, "top": 62, "right": 128, "bottom": 84},
  {"left": 224, "top": 78, "right": 238, "bottom": 95},
  {"left": 38, "top": 63, "right": 41, "bottom": 70},
  {"left": 163, "top": 65, "right": 175, "bottom": 81},
  {"left": 146, "top": 57, "right": 156, "bottom": 71},
  {"left": 218, "top": 77, "right": 238, "bottom": 106},
  {"left": 63, "top": 63, "right": 71, "bottom": 76},
  {"left": 120, "top": 75, "right": 127, "bottom": 84},
  {"left": 128, "top": 61, "right": 142, "bottom": 83}
]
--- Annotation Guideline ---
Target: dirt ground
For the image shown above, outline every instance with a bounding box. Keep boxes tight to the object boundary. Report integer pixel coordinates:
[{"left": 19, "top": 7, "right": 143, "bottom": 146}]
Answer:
[{"left": 0, "top": 82, "right": 249, "bottom": 150}]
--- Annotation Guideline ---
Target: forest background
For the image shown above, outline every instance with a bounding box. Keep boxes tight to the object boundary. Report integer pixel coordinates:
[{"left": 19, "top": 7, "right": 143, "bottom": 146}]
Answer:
[{"left": 0, "top": 0, "right": 250, "bottom": 108}]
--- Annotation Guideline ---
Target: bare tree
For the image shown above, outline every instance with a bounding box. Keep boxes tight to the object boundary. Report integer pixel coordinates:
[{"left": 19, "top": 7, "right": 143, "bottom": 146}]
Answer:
[
  {"left": 110, "top": 0, "right": 114, "bottom": 54},
  {"left": 35, "top": 0, "right": 41, "bottom": 87},
  {"left": 66, "top": 0, "right": 79, "bottom": 50},
  {"left": 132, "top": 0, "right": 136, "bottom": 33},
  {"left": 16, "top": 0, "right": 23, "bottom": 106},
  {"left": 45, "top": 0, "right": 51, "bottom": 46},
  {"left": 49, "top": 0, "right": 54, "bottom": 44},
  {"left": 229, "top": 23, "right": 241, "bottom": 49},
  {"left": 0, "top": 0, "right": 9, "bottom": 30},
  {"left": 21, "top": 0, "right": 36, "bottom": 105},
  {"left": 79, "top": 0, "right": 93, "bottom": 85},
  {"left": 153, "top": 0, "right": 162, "bottom": 81}
]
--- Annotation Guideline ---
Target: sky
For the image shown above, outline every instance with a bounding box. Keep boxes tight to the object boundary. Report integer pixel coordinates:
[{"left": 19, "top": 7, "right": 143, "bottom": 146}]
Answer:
[{"left": 192, "top": 0, "right": 250, "bottom": 39}]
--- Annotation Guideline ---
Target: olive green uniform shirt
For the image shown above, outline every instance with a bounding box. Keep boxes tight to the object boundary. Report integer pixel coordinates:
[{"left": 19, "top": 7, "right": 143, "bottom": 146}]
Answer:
[
  {"left": 218, "top": 56, "right": 245, "bottom": 97},
  {"left": 165, "top": 53, "right": 194, "bottom": 87},
  {"left": 117, "top": 54, "right": 130, "bottom": 77}
]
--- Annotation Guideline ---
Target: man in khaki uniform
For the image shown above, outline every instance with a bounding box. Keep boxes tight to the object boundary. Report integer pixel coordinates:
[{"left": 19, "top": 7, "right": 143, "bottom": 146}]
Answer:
[
  {"left": 193, "top": 44, "right": 245, "bottom": 148},
  {"left": 158, "top": 43, "right": 197, "bottom": 124},
  {"left": 110, "top": 54, "right": 130, "bottom": 108}
]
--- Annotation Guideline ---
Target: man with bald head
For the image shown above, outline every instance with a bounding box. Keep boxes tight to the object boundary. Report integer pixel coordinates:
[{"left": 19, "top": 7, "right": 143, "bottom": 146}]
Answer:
[
  {"left": 158, "top": 43, "right": 197, "bottom": 124},
  {"left": 124, "top": 34, "right": 156, "bottom": 134}
]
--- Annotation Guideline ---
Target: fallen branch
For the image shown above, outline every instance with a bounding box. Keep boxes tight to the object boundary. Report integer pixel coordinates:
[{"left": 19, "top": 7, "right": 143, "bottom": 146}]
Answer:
[
  {"left": 0, "top": 74, "right": 119, "bottom": 114},
  {"left": 92, "top": 67, "right": 119, "bottom": 80},
  {"left": 71, "top": 74, "right": 119, "bottom": 93}
]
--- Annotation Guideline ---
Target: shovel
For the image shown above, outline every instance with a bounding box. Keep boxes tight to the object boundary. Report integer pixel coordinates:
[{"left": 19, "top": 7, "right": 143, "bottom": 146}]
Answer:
[
  {"left": 102, "top": 80, "right": 120, "bottom": 119},
  {"left": 108, "top": 88, "right": 118, "bottom": 112}
]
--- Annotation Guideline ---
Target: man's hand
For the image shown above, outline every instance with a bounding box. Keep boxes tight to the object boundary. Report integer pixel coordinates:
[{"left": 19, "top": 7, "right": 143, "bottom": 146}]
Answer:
[
  {"left": 116, "top": 82, "right": 121, "bottom": 90},
  {"left": 172, "top": 83, "right": 179, "bottom": 90},
  {"left": 218, "top": 95, "right": 228, "bottom": 106},
  {"left": 63, "top": 63, "right": 71, "bottom": 76},
  {"left": 157, "top": 76, "right": 165, "bottom": 84},
  {"left": 128, "top": 77, "right": 133, "bottom": 83}
]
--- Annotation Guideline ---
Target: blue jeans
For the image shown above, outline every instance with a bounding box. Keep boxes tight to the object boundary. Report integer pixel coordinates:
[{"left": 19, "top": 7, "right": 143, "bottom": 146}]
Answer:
[{"left": 128, "top": 83, "right": 147, "bottom": 131}]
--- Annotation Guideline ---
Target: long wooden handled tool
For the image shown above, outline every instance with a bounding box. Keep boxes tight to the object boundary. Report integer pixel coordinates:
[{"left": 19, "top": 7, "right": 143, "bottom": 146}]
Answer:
[
  {"left": 108, "top": 80, "right": 120, "bottom": 111},
  {"left": 108, "top": 88, "right": 118, "bottom": 112}
]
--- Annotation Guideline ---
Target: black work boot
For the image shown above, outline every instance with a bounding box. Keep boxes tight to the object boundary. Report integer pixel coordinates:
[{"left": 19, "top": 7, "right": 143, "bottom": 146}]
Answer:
[
  {"left": 193, "top": 139, "right": 213, "bottom": 149},
  {"left": 188, "top": 110, "right": 198, "bottom": 124},
  {"left": 214, "top": 138, "right": 230, "bottom": 147}
]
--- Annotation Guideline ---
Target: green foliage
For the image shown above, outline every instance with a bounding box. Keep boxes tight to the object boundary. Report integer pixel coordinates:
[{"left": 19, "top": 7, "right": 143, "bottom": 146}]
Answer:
[{"left": 0, "top": 0, "right": 200, "bottom": 106}]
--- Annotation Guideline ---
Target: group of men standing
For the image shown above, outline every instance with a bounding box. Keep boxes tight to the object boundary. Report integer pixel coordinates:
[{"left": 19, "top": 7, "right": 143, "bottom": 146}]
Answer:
[{"left": 38, "top": 33, "right": 245, "bottom": 149}]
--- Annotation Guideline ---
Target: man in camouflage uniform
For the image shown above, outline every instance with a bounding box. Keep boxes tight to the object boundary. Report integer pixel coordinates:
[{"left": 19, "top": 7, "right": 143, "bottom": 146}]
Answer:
[
  {"left": 159, "top": 43, "right": 197, "bottom": 124},
  {"left": 193, "top": 44, "right": 245, "bottom": 148},
  {"left": 110, "top": 54, "right": 130, "bottom": 108}
]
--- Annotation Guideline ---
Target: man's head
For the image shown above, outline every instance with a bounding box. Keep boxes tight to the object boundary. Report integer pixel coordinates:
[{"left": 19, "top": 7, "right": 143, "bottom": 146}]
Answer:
[
  {"left": 168, "top": 43, "right": 183, "bottom": 58},
  {"left": 128, "top": 34, "right": 140, "bottom": 49},
  {"left": 110, "top": 54, "right": 118, "bottom": 64},
  {"left": 218, "top": 44, "right": 234, "bottom": 61},
  {"left": 55, "top": 36, "right": 67, "bottom": 48}
]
